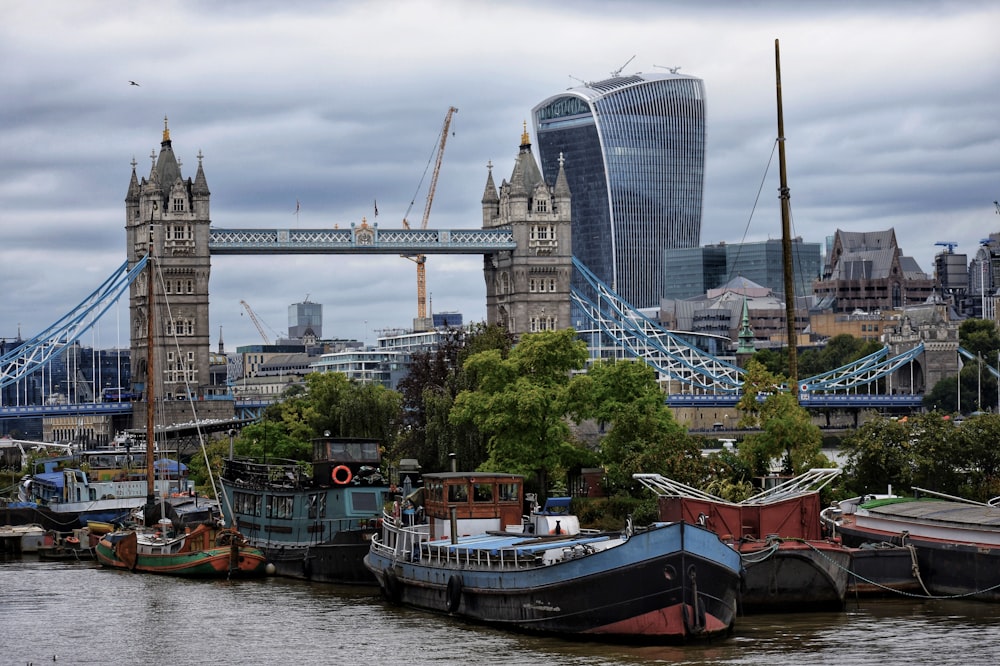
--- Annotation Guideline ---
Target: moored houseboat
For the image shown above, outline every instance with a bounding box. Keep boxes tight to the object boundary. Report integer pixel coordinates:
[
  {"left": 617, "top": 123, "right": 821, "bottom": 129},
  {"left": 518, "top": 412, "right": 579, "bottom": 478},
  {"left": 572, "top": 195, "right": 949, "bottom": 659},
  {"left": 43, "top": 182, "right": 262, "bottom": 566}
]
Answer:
[
  {"left": 365, "top": 471, "right": 742, "bottom": 643},
  {"left": 220, "top": 436, "right": 389, "bottom": 583},
  {"left": 823, "top": 487, "right": 1000, "bottom": 601}
]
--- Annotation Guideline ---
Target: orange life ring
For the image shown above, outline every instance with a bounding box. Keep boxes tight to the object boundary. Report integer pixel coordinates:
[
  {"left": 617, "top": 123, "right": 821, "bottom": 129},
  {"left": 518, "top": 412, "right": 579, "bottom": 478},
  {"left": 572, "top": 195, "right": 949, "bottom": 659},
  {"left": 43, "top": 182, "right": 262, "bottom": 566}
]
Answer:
[{"left": 331, "top": 465, "right": 353, "bottom": 485}]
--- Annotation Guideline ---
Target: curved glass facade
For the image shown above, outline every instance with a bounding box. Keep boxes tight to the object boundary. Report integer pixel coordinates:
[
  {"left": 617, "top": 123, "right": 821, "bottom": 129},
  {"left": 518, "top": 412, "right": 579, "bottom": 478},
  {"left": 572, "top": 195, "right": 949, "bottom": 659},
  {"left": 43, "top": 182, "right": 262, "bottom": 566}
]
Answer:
[{"left": 533, "top": 73, "right": 706, "bottom": 309}]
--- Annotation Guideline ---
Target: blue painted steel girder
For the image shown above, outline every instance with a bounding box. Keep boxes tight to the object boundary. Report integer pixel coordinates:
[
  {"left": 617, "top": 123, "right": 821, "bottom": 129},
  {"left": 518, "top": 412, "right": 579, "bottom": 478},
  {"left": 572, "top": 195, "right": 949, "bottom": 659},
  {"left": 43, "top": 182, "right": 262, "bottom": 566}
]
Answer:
[{"left": 208, "top": 227, "right": 516, "bottom": 254}]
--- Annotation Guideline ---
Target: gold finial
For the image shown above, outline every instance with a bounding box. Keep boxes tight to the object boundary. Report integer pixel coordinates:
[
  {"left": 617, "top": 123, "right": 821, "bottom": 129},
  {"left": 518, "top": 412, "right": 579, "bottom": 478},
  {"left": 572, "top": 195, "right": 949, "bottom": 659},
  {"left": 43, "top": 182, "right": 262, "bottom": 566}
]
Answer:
[
  {"left": 162, "top": 115, "right": 170, "bottom": 142},
  {"left": 521, "top": 121, "right": 529, "bottom": 146}
]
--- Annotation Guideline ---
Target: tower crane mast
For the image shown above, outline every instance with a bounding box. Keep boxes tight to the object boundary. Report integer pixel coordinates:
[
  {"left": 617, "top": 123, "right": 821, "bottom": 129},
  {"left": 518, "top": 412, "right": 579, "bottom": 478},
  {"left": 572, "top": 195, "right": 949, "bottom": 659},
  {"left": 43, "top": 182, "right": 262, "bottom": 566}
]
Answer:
[
  {"left": 402, "top": 106, "right": 458, "bottom": 328},
  {"left": 240, "top": 300, "right": 271, "bottom": 345}
]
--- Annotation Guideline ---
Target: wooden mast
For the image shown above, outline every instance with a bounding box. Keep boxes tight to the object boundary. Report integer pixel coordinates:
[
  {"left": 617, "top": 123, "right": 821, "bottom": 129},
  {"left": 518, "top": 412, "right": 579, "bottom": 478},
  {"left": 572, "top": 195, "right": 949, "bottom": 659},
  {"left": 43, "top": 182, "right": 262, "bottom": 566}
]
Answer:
[
  {"left": 775, "top": 38, "right": 798, "bottom": 401},
  {"left": 144, "top": 200, "right": 157, "bottom": 523}
]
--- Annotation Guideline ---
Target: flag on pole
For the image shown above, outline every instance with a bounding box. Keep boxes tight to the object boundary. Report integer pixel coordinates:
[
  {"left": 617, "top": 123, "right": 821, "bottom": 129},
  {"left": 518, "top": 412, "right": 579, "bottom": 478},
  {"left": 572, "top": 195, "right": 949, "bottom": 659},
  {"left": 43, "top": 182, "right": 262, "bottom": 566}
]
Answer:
[
  {"left": 374, "top": 199, "right": 379, "bottom": 218},
  {"left": 295, "top": 199, "right": 300, "bottom": 214}
]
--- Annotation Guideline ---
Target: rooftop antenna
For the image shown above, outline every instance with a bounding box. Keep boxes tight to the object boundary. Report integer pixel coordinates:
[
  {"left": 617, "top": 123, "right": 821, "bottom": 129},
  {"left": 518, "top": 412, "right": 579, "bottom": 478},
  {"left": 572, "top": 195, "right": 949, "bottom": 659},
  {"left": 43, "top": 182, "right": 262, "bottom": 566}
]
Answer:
[
  {"left": 568, "top": 74, "right": 589, "bottom": 87},
  {"left": 611, "top": 55, "right": 636, "bottom": 77},
  {"left": 654, "top": 64, "right": 682, "bottom": 74}
]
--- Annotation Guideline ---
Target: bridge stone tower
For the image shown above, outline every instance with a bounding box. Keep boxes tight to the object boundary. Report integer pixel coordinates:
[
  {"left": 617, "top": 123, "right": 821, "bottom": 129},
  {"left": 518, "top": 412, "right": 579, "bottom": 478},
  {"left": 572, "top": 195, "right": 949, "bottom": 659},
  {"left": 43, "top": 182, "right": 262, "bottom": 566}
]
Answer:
[
  {"left": 482, "top": 127, "right": 572, "bottom": 336},
  {"left": 884, "top": 303, "right": 959, "bottom": 394},
  {"left": 125, "top": 119, "right": 230, "bottom": 427}
]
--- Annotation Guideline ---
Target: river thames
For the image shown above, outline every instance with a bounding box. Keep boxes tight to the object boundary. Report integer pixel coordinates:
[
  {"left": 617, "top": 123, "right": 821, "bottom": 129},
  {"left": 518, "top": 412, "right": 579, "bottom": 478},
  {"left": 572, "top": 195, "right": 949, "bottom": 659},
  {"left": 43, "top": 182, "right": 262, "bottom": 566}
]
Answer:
[{"left": 3, "top": 556, "right": 1000, "bottom": 666}]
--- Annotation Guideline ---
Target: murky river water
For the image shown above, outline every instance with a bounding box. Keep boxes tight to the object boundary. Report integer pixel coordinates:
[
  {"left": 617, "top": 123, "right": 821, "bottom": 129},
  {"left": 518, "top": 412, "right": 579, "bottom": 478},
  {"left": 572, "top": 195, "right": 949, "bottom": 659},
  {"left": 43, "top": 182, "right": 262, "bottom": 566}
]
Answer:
[{"left": 3, "top": 557, "right": 1000, "bottom": 665}]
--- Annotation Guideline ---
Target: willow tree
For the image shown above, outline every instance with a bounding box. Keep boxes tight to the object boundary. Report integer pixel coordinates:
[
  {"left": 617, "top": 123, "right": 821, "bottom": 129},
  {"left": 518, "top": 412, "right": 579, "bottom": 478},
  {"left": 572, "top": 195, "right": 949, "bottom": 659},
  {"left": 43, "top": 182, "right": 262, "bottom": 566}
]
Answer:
[{"left": 449, "top": 329, "right": 592, "bottom": 493}]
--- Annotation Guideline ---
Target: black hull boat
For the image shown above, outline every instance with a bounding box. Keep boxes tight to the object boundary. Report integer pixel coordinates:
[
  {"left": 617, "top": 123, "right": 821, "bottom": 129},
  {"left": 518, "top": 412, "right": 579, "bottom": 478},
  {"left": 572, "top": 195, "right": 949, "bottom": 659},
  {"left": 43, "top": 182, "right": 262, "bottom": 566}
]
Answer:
[
  {"left": 635, "top": 470, "right": 888, "bottom": 612},
  {"left": 738, "top": 538, "right": 853, "bottom": 612},
  {"left": 823, "top": 488, "right": 1000, "bottom": 601},
  {"left": 365, "top": 472, "right": 742, "bottom": 643},
  {"left": 259, "top": 535, "right": 373, "bottom": 583},
  {"left": 221, "top": 437, "right": 389, "bottom": 584}
]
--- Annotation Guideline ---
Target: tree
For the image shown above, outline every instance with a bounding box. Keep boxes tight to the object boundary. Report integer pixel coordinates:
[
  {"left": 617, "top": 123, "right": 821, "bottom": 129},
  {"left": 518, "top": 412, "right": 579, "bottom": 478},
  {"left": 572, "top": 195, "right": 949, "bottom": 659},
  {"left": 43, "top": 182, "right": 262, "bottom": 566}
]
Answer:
[
  {"left": 955, "top": 413, "right": 1000, "bottom": 501},
  {"left": 449, "top": 329, "right": 590, "bottom": 494},
  {"left": 839, "top": 416, "right": 914, "bottom": 496},
  {"left": 395, "top": 324, "right": 513, "bottom": 472},
  {"left": 571, "top": 359, "right": 706, "bottom": 493},
  {"left": 736, "top": 359, "right": 825, "bottom": 477}
]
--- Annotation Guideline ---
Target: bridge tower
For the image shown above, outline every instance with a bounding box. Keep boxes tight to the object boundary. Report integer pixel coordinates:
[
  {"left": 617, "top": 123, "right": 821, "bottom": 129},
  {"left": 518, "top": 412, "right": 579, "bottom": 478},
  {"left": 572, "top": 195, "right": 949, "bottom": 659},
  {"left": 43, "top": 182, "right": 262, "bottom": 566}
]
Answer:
[
  {"left": 482, "top": 126, "right": 573, "bottom": 336},
  {"left": 125, "top": 119, "right": 231, "bottom": 428},
  {"left": 884, "top": 304, "right": 958, "bottom": 394}
]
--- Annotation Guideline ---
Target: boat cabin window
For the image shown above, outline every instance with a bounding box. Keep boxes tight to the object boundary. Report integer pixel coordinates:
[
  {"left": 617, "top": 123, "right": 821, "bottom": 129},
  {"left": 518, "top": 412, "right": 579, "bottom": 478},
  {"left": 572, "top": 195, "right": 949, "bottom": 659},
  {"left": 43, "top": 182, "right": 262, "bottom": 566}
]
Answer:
[
  {"left": 266, "top": 495, "right": 294, "bottom": 519},
  {"left": 473, "top": 483, "right": 493, "bottom": 503},
  {"left": 315, "top": 439, "right": 380, "bottom": 464},
  {"left": 351, "top": 490, "right": 379, "bottom": 513},
  {"left": 448, "top": 484, "right": 468, "bottom": 502},
  {"left": 425, "top": 479, "right": 444, "bottom": 503},
  {"left": 498, "top": 482, "right": 520, "bottom": 503},
  {"left": 232, "top": 492, "right": 262, "bottom": 517},
  {"left": 307, "top": 493, "right": 326, "bottom": 519}
]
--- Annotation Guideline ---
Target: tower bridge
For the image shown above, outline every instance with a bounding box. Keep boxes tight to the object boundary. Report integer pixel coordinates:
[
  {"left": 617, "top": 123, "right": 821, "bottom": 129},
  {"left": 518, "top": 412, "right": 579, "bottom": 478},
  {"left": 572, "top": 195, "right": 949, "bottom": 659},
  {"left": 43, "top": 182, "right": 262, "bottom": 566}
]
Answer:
[{"left": 1, "top": 122, "right": 938, "bottom": 433}]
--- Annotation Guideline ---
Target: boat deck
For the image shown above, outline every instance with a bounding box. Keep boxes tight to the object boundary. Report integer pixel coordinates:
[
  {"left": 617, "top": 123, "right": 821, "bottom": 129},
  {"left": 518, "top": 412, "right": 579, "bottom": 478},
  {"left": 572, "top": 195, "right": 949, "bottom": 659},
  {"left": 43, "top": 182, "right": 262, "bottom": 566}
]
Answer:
[
  {"left": 863, "top": 499, "right": 1000, "bottom": 529},
  {"left": 422, "top": 532, "right": 613, "bottom": 558}
]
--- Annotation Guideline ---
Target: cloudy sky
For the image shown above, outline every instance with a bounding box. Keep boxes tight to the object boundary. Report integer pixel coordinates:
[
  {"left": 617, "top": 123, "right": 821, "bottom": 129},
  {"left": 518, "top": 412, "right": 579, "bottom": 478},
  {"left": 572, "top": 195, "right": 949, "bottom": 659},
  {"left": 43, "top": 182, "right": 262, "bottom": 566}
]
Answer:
[{"left": 2, "top": 0, "right": 998, "bottom": 351}]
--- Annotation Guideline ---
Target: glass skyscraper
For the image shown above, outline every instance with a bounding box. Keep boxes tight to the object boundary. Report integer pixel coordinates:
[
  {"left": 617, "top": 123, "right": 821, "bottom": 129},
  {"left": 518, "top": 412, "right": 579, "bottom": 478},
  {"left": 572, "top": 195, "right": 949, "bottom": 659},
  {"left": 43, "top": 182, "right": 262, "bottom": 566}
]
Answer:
[{"left": 532, "top": 71, "right": 706, "bottom": 309}]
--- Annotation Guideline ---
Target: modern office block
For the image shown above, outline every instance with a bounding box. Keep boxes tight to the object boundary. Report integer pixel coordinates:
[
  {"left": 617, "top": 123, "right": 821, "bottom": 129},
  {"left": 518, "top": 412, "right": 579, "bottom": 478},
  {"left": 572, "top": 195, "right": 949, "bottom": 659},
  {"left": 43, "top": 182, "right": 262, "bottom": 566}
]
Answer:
[{"left": 533, "top": 71, "right": 706, "bottom": 309}]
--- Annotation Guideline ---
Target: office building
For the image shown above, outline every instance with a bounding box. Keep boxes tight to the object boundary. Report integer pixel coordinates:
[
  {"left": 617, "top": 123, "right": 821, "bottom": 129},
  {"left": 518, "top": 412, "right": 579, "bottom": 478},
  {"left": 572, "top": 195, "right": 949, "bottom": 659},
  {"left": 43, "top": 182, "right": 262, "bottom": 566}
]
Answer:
[
  {"left": 533, "top": 70, "right": 706, "bottom": 309},
  {"left": 664, "top": 238, "right": 822, "bottom": 300},
  {"left": 288, "top": 300, "right": 322, "bottom": 339}
]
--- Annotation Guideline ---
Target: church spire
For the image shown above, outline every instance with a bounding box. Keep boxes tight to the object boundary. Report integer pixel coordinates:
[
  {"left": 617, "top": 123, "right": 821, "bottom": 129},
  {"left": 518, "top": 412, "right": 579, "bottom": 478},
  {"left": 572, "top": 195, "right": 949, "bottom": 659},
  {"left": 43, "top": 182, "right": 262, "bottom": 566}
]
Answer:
[{"left": 736, "top": 297, "right": 756, "bottom": 354}]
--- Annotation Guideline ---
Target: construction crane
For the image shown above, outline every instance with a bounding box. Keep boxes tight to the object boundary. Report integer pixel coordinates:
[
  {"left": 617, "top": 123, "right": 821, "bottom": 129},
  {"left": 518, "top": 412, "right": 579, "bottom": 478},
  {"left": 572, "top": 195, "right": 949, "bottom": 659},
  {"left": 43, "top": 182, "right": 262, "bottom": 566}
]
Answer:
[
  {"left": 402, "top": 106, "right": 458, "bottom": 328},
  {"left": 935, "top": 241, "right": 959, "bottom": 254},
  {"left": 240, "top": 300, "right": 271, "bottom": 345}
]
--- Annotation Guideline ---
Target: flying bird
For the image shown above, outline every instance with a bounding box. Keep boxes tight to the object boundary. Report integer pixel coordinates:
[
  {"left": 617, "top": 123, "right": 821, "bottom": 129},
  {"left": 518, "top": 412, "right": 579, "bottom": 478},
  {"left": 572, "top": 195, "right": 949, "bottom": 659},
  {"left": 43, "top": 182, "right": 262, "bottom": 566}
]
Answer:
[{"left": 128, "top": 80, "right": 140, "bottom": 86}]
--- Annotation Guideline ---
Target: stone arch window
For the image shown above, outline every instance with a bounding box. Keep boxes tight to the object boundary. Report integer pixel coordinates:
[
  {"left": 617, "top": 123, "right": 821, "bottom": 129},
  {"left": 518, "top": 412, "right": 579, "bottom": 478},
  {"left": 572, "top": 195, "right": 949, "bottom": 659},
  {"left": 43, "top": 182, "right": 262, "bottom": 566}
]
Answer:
[{"left": 500, "top": 272, "right": 511, "bottom": 294}]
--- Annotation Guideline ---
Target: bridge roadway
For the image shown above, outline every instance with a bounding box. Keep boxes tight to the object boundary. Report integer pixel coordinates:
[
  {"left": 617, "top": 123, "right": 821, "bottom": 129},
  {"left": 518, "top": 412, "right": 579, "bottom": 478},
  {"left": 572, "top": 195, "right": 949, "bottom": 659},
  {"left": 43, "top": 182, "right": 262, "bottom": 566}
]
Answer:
[
  {"left": 0, "top": 399, "right": 271, "bottom": 420},
  {"left": 666, "top": 394, "right": 923, "bottom": 408},
  {"left": 1, "top": 393, "right": 921, "bottom": 421}
]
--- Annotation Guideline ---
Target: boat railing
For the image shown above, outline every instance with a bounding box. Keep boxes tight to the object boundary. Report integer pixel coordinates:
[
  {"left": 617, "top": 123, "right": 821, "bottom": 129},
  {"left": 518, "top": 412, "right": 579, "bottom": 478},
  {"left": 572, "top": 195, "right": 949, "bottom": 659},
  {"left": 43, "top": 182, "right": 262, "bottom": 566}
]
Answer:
[
  {"left": 370, "top": 508, "right": 609, "bottom": 570},
  {"left": 912, "top": 486, "right": 993, "bottom": 507},
  {"left": 371, "top": 508, "right": 429, "bottom": 563},
  {"left": 222, "top": 457, "right": 311, "bottom": 490}
]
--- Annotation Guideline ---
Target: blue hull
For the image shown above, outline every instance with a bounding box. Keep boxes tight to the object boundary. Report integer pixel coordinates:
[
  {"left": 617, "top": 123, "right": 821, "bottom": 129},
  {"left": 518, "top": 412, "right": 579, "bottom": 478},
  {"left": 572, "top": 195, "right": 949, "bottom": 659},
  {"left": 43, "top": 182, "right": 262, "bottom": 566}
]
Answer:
[{"left": 366, "top": 521, "right": 742, "bottom": 642}]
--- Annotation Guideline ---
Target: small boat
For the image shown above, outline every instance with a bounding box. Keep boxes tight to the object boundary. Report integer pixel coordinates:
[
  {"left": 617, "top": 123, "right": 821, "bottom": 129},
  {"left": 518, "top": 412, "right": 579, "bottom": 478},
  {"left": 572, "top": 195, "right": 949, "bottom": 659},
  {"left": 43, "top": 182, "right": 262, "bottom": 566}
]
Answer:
[
  {"left": 822, "top": 487, "right": 1000, "bottom": 601},
  {"left": 220, "top": 436, "right": 389, "bottom": 583},
  {"left": 96, "top": 519, "right": 268, "bottom": 577},
  {"left": 0, "top": 523, "right": 47, "bottom": 555},
  {"left": 364, "top": 472, "right": 742, "bottom": 643},
  {"left": 37, "top": 527, "right": 97, "bottom": 561}
]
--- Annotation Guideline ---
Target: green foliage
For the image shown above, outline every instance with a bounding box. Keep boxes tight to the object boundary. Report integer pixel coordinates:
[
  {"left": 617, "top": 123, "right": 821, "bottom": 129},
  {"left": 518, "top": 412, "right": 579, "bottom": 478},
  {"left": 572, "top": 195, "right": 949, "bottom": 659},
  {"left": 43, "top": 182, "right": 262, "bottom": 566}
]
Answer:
[
  {"left": 839, "top": 416, "right": 913, "bottom": 496},
  {"left": 955, "top": 413, "right": 1000, "bottom": 500},
  {"left": 450, "top": 329, "right": 590, "bottom": 491},
  {"left": 574, "top": 494, "right": 659, "bottom": 530},
  {"left": 839, "top": 411, "right": 1000, "bottom": 503},
  {"left": 395, "top": 324, "right": 511, "bottom": 472},
  {"left": 736, "top": 359, "right": 823, "bottom": 476},
  {"left": 573, "top": 359, "right": 707, "bottom": 493}
]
